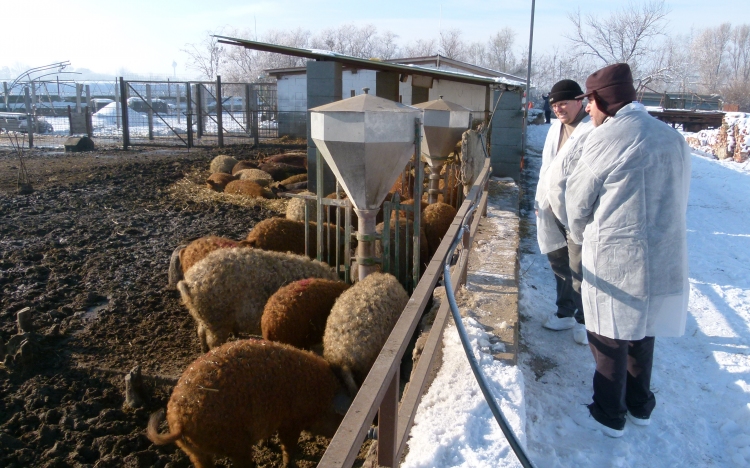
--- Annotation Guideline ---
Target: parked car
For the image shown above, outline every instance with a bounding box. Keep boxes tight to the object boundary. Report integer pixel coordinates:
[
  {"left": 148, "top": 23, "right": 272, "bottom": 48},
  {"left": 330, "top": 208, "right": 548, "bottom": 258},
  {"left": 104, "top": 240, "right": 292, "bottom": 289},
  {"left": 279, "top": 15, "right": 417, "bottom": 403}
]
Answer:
[
  {"left": 18, "top": 115, "right": 54, "bottom": 134},
  {"left": 127, "top": 97, "right": 170, "bottom": 114}
]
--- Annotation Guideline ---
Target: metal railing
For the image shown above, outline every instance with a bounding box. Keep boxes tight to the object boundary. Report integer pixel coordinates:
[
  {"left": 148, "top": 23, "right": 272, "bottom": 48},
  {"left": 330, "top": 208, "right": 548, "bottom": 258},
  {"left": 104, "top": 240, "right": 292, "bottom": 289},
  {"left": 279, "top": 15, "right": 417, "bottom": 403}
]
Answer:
[{"left": 317, "top": 156, "right": 497, "bottom": 467}]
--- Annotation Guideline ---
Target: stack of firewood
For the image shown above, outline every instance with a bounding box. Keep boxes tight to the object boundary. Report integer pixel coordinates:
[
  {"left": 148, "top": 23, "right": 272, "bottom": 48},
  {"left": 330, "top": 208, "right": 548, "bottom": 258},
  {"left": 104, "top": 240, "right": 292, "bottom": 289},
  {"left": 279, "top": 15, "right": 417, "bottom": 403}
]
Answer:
[
  {"left": 684, "top": 113, "right": 749, "bottom": 162},
  {"left": 730, "top": 117, "right": 748, "bottom": 162}
]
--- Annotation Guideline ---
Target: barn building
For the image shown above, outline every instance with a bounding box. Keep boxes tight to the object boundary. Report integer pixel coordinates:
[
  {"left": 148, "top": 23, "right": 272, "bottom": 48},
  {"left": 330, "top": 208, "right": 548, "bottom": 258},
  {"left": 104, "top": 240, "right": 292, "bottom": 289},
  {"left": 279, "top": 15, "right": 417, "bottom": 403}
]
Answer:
[{"left": 217, "top": 36, "right": 528, "bottom": 185}]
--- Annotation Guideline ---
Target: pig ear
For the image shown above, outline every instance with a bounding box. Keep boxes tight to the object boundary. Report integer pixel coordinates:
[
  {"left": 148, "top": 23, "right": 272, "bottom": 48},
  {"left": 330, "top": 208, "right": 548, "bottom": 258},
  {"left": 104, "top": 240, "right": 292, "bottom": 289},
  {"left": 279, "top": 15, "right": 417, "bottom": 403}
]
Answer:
[{"left": 332, "top": 390, "right": 352, "bottom": 416}]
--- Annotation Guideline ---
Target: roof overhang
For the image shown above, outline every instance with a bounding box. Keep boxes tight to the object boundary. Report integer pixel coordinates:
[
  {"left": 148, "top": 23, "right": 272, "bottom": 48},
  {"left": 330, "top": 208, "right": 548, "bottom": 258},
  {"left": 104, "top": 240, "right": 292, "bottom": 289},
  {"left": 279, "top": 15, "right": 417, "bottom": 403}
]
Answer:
[{"left": 215, "top": 35, "right": 526, "bottom": 90}]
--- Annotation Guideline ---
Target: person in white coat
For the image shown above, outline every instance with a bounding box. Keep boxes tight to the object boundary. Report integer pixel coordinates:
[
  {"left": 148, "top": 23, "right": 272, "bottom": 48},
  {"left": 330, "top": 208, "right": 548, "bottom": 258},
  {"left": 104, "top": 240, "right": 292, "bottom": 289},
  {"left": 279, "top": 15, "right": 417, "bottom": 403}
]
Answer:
[
  {"left": 566, "top": 63, "right": 691, "bottom": 438},
  {"left": 535, "top": 79, "right": 593, "bottom": 344}
]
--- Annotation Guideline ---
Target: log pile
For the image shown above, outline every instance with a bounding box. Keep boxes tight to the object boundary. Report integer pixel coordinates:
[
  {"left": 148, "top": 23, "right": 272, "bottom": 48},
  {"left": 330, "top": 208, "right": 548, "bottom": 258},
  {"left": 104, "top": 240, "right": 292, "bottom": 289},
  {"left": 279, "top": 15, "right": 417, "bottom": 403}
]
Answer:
[
  {"left": 684, "top": 113, "right": 749, "bottom": 162},
  {"left": 729, "top": 115, "right": 749, "bottom": 162}
]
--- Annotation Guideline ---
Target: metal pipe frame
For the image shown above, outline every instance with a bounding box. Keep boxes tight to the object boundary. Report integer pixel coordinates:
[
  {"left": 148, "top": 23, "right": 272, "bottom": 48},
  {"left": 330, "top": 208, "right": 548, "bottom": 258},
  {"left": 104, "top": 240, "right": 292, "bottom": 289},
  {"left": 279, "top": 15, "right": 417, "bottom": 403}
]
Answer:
[{"left": 318, "top": 157, "right": 492, "bottom": 467}]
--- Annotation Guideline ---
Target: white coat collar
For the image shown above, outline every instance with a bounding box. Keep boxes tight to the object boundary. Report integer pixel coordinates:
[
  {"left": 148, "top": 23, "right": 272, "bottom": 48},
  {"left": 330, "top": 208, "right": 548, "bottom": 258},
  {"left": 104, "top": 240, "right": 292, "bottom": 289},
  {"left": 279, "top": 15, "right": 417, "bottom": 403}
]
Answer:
[{"left": 614, "top": 102, "right": 646, "bottom": 116}]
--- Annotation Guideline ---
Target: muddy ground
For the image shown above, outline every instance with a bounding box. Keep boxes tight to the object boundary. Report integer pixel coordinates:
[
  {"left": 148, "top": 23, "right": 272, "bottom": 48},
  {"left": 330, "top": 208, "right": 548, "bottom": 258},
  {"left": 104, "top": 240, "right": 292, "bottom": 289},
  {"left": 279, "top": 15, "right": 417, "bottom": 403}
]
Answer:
[{"left": 0, "top": 141, "right": 370, "bottom": 467}]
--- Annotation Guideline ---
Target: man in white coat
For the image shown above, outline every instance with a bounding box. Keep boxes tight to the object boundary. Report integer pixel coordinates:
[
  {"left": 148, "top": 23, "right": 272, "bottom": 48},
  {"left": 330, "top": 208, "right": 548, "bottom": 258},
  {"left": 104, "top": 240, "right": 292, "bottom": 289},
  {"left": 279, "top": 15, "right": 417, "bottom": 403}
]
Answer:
[
  {"left": 535, "top": 79, "right": 594, "bottom": 344},
  {"left": 566, "top": 63, "right": 691, "bottom": 437}
]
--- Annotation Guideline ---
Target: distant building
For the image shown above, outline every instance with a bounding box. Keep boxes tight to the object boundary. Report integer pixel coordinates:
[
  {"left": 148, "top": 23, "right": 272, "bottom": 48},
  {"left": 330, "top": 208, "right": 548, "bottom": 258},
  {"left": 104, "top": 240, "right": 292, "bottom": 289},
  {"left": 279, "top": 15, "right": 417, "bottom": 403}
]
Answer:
[
  {"left": 218, "top": 36, "right": 528, "bottom": 183},
  {"left": 266, "top": 55, "right": 526, "bottom": 137}
]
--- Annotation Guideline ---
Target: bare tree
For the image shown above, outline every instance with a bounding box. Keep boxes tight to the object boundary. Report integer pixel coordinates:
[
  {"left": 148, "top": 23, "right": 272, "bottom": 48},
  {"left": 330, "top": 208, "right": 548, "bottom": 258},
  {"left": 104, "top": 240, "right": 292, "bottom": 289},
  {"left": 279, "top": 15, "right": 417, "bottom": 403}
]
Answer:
[
  {"left": 439, "top": 29, "right": 466, "bottom": 60},
  {"left": 531, "top": 47, "right": 594, "bottom": 98},
  {"left": 402, "top": 39, "right": 438, "bottom": 58},
  {"left": 220, "top": 27, "right": 312, "bottom": 82},
  {"left": 566, "top": 0, "right": 670, "bottom": 77},
  {"left": 182, "top": 30, "right": 226, "bottom": 79},
  {"left": 722, "top": 24, "right": 750, "bottom": 110},
  {"left": 310, "top": 24, "right": 379, "bottom": 58},
  {"left": 692, "top": 23, "right": 732, "bottom": 93},
  {"left": 465, "top": 42, "right": 488, "bottom": 68},
  {"left": 727, "top": 24, "right": 750, "bottom": 82},
  {"left": 375, "top": 30, "right": 400, "bottom": 60},
  {"left": 647, "top": 34, "right": 694, "bottom": 93},
  {"left": 487, "top": 28, "right": 517, "bottom": 72}
]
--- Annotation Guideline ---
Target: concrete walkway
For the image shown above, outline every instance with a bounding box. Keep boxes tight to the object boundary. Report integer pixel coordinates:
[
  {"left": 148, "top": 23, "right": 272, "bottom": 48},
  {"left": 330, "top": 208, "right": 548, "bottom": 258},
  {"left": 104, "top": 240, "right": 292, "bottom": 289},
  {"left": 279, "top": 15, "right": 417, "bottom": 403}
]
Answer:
[{"left": 455, "top": 176, "right": 521, "bottom": 364}]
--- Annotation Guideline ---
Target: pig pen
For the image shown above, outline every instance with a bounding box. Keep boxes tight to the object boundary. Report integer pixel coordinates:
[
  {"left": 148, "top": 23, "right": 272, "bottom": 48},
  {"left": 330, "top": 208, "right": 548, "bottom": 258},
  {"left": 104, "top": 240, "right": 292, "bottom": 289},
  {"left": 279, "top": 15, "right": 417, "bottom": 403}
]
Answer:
[{"left": 0, "top": 142, "right": 372, "bottom": 467}]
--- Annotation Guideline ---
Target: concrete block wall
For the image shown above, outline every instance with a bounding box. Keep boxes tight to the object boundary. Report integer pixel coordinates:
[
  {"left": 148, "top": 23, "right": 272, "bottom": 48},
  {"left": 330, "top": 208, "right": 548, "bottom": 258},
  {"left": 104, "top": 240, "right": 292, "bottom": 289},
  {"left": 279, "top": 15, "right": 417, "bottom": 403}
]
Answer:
[
  {"left": 307, "top": 61, "right": 342, "bottom": 195},
  {"left": 490, "top": 89, "right": 524, "bottom": 182},
  {"left": 343, "top": 70, "right": 377, "bottom": 98},
  {"left": 277, "top": 75, "right": 307, "bottom": 112}
]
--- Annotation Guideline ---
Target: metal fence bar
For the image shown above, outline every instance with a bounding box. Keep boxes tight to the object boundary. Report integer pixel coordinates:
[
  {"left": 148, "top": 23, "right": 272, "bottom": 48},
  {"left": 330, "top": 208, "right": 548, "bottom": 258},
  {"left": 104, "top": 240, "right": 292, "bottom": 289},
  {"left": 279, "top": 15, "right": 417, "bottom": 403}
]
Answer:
[
  {"left": 413, "top": 119, "right": 423, "bottom": 288},
  {"left": 185, "top": 83, "right": 193, "bottom": 148},
  {"left": 216, "top": 76, "right": 224, "bottom": 147},
  {"left": 318, "top": 158, "right": 492, "bottom": 467},
  {"left": 195, "top": 84, "right": 204, "bottom": 139}
]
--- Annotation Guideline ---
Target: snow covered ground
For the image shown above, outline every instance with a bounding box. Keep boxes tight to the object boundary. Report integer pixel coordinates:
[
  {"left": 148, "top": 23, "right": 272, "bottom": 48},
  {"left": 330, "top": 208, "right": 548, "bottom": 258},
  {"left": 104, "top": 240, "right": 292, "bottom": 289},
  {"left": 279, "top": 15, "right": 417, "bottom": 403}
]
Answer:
[{"left": 402, "top": 122, "right": 750, "bottom": 467}]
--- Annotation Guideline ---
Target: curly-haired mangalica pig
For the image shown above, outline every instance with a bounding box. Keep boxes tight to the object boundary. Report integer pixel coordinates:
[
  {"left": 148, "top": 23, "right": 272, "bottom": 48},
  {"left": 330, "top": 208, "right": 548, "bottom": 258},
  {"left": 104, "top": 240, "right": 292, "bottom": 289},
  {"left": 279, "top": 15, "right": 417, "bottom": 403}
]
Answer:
[
  {"left": 177, "top": 247, "right": 338, "bottom": 351},
  {"left": 261, "top": 278, "right": 350, "bottom": 350},
  {"left": 147, "top": 339, "right": 351, "bottom": 468},
  {"left": 323, "top": 272, "right": 409, "bottom": 396}
]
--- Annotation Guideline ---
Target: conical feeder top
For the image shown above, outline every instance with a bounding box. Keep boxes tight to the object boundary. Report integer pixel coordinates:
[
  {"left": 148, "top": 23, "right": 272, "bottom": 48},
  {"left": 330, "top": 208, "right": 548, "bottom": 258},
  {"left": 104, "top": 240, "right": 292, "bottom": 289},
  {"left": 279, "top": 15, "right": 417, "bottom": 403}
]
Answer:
[
  {"left": 413, "top": 97, "right": 472, "bottom": 167},
  {"left": 310, "top": 93, "right": 421, "bottom": 211}
]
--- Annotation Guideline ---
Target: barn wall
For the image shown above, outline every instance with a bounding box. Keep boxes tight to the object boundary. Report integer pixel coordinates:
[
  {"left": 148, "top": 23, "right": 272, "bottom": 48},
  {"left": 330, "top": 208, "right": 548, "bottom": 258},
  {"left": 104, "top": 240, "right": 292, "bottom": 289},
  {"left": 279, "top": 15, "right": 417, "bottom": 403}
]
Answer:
[{"left": 489, "top": 89, "right": 524, "bottom": 182}]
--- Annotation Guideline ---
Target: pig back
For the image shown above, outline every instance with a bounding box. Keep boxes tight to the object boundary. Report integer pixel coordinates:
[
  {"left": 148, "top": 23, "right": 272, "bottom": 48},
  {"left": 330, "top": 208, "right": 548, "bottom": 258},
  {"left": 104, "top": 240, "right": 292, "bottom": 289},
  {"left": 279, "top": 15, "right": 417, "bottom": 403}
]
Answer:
[{"left": 167, "top": 339, "right": 340, "bottom": 459}]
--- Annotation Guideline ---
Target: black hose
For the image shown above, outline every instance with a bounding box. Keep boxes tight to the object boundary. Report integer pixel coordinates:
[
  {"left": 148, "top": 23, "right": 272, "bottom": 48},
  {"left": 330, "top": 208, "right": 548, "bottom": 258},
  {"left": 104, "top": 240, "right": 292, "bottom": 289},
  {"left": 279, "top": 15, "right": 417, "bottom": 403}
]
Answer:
[{"left": 443, "top": 204, "right": 537, "bottom": 468}]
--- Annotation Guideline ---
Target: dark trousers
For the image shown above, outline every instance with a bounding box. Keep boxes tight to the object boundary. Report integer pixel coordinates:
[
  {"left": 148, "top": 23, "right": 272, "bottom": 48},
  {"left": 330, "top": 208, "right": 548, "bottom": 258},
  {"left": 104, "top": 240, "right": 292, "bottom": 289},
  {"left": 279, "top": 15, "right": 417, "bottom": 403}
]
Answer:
[
  {"left": 544, "top": 110, "right": 551, "bottom": 123},
  {"left": 587, "top": 331, "right": 656, "bottom": 430},
  {"left": 546, "top": 217, "right": 584, "bottom": 323}
]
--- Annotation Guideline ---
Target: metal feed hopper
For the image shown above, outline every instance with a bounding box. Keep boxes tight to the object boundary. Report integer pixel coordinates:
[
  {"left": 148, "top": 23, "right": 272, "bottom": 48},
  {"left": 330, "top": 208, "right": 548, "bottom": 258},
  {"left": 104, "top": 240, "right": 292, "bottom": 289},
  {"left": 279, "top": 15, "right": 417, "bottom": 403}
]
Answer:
[
  {"left": 310, "top": 91, "right": 421, "bottom": 280},
  {"left": 413, "top": 97, "right": 471, "bottom": 203}
]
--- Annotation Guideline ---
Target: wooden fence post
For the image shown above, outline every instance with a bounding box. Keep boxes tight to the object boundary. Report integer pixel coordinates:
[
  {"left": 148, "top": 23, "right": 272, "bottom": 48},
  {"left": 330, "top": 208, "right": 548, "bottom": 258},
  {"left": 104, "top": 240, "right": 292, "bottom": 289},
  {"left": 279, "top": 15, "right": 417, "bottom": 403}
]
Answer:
[
  {"left": 146, "top": 84, "right": 154, "bottom": 140},
  {"left": 114, "top": 78, "right": 121, "bottom": 129},
  {"left": 85, "top": 84, "right": 91, "bottom": 113},
  {"left": 30, "top": 84, "right": 38, "bottom": 133},
  {"left": 377, "top": 372, "right": 399, "bottom": 467},
  {"left": 24, "top": 87, "right": 33, "bottom": 148},
  {"left": 119, "top": 77, "right": 129, "bottom": 149},
  {"left": 76, "top": 83, "right": 82, "bottom": 113}
]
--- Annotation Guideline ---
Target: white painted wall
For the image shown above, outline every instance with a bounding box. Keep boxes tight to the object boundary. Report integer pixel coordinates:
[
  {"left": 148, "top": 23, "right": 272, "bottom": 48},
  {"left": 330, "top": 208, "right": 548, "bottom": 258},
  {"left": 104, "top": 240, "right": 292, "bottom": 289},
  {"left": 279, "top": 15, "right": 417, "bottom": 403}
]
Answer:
[
  {"left": 429, "top": 80, "right": 488, "bottom": 112},
  {"left": 343, "top": 70, "right": 377, "bottom": 98},
  {"left": 276, "top": 65, "right": 500, "bottom": 113},
  {"left": 277, "top": 74, "right": 307, "bottom": 112}
]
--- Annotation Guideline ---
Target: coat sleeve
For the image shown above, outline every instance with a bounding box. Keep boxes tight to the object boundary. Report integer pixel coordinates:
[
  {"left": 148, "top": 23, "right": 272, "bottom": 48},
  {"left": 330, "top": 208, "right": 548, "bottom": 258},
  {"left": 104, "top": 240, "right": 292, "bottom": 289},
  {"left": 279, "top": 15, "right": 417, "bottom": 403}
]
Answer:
[
  {"left": 547, "top": 130, "right": 592, "bottom": 229},
  {"left": 565, "top": 136, "right": 606, "bottom": 244},
  {"left": 535, "top": 122, "right": 560, "bottom": 210}
]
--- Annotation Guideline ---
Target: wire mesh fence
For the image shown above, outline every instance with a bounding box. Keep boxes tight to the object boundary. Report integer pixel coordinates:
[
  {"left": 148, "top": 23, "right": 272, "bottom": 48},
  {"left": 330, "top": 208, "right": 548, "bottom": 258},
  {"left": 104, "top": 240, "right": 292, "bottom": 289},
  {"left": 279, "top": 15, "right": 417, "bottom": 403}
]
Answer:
[
  {"left": 0, "top": 77, "right": 297, "bottom": 149},
  {"left": 121, "top": 78, "right": 286, "bottom": 148}
]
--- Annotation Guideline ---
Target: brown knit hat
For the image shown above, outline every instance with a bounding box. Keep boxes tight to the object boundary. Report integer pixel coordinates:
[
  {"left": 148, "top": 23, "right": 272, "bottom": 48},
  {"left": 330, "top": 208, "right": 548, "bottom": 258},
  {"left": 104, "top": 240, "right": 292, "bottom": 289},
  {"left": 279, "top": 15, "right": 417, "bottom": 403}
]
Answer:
[{"left": 577, "top": 63, "right": 637, "bottom": 116}]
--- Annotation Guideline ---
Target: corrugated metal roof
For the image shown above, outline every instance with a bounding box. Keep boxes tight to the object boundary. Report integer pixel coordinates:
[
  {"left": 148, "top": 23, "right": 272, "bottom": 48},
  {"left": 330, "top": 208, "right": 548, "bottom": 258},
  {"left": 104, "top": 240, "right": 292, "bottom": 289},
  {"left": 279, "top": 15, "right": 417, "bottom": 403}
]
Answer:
[{"left": 214, "top": 35, "right": 526, "bottom": 89}]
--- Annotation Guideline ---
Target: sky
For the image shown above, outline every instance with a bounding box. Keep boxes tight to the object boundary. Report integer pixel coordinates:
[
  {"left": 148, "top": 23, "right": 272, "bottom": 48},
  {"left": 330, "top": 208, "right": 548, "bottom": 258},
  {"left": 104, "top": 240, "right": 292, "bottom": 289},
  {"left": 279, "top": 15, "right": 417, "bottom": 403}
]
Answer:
[
  {"left": 401, "top": 122, "right": 750, "bottom": 467},
  {"left": 2, "top": 0, "right": 745, "bottom": 79}
]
